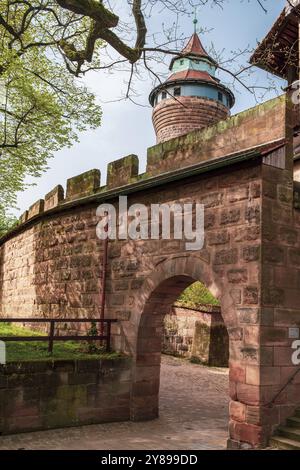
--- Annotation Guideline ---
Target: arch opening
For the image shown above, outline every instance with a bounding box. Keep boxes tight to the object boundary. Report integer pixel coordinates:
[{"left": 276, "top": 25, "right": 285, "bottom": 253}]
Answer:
[
  {"left": 131, "top": 271, "right": 230, "bottom": 450},
  {"left": 163, "top": 281, "right": 229, "bottom": 368}
]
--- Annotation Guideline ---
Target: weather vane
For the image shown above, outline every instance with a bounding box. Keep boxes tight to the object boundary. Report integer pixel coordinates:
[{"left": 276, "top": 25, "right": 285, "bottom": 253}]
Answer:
[{"left": 193, "top": 9, "right": 198, "bottom": 34}]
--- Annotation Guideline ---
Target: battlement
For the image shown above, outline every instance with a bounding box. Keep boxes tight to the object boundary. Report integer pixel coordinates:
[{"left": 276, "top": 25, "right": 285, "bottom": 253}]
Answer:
[{"left": 14, "top": 95, "right": 289, "bottom": 231}]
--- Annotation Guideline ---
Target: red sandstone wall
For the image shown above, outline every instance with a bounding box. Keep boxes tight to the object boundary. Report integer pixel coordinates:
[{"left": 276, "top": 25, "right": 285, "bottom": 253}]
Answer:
[
  {"left": 262, "top": 164, "right": 300, "bottom": 428},
  {"left": 0, "top": 208, "right": 102, "bottom": 327},
  {"left": 153, "top": 96, "right": 229, "bottom": 144},
  {"left": 0, "top": 357, "right": 132, "bottom": 434},
  {"left": 0, "top": 150, "right": 298, "bottom": 448},
  {"left": 227, "top": 159, "right": 300, "bottom": 446},
  {"left": 0, "top": 93, "right": 298, "bottom": 448},
  {"left": 0, "top": 160, "right": 263, "bottom": 339}
]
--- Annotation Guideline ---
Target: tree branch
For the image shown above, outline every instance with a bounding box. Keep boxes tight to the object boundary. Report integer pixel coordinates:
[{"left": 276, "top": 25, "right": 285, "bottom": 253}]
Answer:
[{"left": 54, "top": 0, "right": 119, "bottom": 28}]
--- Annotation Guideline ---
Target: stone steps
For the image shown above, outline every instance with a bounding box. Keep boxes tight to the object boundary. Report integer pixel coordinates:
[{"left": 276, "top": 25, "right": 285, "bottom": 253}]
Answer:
[
  {"left": 277, "top": 426, "right": 300, "bottom": 442},
  {"left": 270, "top": 408, "right": 300, "bottom": 450},
  {"left": 287, "top": 416, "right": 300, "bottom": 428},
  {"left": 270, "top": 436, "right": 300, "bottom": 450}
]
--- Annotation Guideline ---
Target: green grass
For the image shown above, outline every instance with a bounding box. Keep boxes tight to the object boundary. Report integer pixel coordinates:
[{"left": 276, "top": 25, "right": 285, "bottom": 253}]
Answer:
[
  {"left": 177, "top": 281, "right": 220, "bottom": 309},
  {"left": 0, "top": 323, "right": 121, "bottom": 362}
]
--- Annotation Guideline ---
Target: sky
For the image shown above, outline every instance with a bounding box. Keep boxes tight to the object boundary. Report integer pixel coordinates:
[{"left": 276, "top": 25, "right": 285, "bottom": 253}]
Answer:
[{"left": 14, "top": 0, "right": 287, "bottom": 217}]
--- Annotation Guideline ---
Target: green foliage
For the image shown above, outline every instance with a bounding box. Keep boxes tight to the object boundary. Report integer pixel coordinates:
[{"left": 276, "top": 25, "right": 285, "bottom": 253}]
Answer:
[
  {"left": 0, "top": 211, "right": 18, "bottom": 237},
  {"left": 177, "top": 282, "right": 220, "bottom": 309},
  {"left": 0, "top": 322, "right": 120, "bottom": 362},
  {"left": 85, "top": 320, "right": 104, "bottom": 354},
  {"left": 0, "top": 1, "right": 102, "bottom": 221}
]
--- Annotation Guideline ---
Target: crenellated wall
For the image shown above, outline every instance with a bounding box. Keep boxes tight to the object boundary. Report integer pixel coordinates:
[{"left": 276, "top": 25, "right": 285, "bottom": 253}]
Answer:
[
  {"left": 0, "top": 96, "right": 288, "bottom": 325},
  {"left": 0, "top": 94, "right": 300, "bottom": 448},
  {"left": 1, "top": 95, "right": 286, "bottom": 233}
]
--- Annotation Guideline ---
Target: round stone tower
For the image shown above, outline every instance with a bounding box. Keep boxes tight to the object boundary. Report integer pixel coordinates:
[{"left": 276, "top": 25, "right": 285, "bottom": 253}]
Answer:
[{"left": 149, "top": 32, "right": 235, "bottom": 143}]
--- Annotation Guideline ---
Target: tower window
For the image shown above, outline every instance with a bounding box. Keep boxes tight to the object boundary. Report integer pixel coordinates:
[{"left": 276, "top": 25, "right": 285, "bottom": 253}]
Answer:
[
  {"left": 161, "top": 91, "right": 167, "bottom": 100},
  {"left": 218, "top": 92, "right": 223, "bottom": 102},
  {"left": 174, "top": 87, "right": 181, "bottom": 97}
]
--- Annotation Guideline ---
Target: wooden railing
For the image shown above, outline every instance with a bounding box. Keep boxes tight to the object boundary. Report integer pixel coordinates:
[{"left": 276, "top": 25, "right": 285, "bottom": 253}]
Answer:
[{"left": 0, "top": 318, "right": 117, "bottom": 353}]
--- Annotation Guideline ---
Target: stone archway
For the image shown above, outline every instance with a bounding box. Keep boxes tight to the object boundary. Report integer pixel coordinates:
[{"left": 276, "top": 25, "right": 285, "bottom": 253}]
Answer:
[{"left": 130, "top": 255, "right": 233, "bottom": 423}]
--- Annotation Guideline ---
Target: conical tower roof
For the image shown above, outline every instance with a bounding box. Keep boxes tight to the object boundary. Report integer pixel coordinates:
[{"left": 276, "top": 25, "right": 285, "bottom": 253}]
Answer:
[
  {"left": 182, "top": 33, "right": 209, "bottom": 57},
  {"left": 169, "top": 32, "right": 217, "bottom": 70}
]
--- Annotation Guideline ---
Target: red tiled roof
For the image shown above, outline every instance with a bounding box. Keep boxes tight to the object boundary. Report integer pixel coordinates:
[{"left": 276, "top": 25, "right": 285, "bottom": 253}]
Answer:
[
  {"left": 182, "top": 33, "right": 209, "bottom": 58},
  {"left": 167, "top": 69, "right": 217, "bottom": 83},
  {"left": 169, "top": 33, "right": 216, "bottom": 70}
]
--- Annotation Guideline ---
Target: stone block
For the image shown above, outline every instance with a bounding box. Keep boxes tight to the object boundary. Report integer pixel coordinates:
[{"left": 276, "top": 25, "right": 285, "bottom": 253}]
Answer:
[
  {"left": 261, "top": 327, "right": 287, "bottom": 346},
  {"left": 289, "top": 248, "right": 300, "bottom": 267},
  {"left": 238, "top": 308, "right": 259, "bottom": 324},
  {"left": 227, "top": 186, "right": 249, "bottom": 203},
  {"left": 274, "top": 347, "right": 295, "bottom": 366},
  {"left": 229, "top": 420, "right": 266, "bottom": 447},
  {"left": 229, "top": 400, "right": 246, "bottom": 422},
  {"left": 220, "top": 209, "right": 240, "bottom": 225},
  {"left": 229, "top": 364, "right": 246, "bottom": 384},
  {"left": 107, "top": 155, "right": 139, "bottom": 188},
  {"left": 243, "top": 286, "right": 259, "bottom": 305},
  {"left": 262, "top": 245, "right": 285, "bottom": 264},
  {"left": 227, "top": 269, "right": 248, "bottom": 284},
  {"left": 262, "top": 286, "right": 285, "bottom": 306},
  {"left": 19, "top": 211, "right": 28, "bottom": 224},
  {"left": 274, "top": 308, "right": 300, "bottom": 326},
  {"left": 207, "top": 231, "right": 229, "bottom": 245},
  {"left": 28, "top": 199, "right": 44, "bottom": 220},
  {"left": 245, "top": 205, "right": 260, "bottom": 224},
  {"left": 66, "top": 169, "right": 100, "bottom": 201},
  {"left": 236, "top": 383, "right": 260, "bottom": 406},
  {"left": 243, "top": 246, "right": 260, "bottom": 262},
  {"left": 44, "top": 185, "right": 64, "bottom": 211},
  {"left": 214, "top": 248, "right": 238, "bottom": 265}
]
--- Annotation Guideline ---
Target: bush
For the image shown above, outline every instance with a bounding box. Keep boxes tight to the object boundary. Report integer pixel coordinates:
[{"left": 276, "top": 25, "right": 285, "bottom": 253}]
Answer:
[{"left": 177, "top": 282, "right": 220, "bottom": 309}]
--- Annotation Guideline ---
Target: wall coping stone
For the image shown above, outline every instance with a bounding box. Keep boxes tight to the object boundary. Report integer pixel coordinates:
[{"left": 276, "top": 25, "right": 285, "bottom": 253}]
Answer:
[
  {"left": 1, "top": 95, "right": 286, "bottom": 245},
  {"left": 0, "top": 356, "right": 132, "bottom": 375}
]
